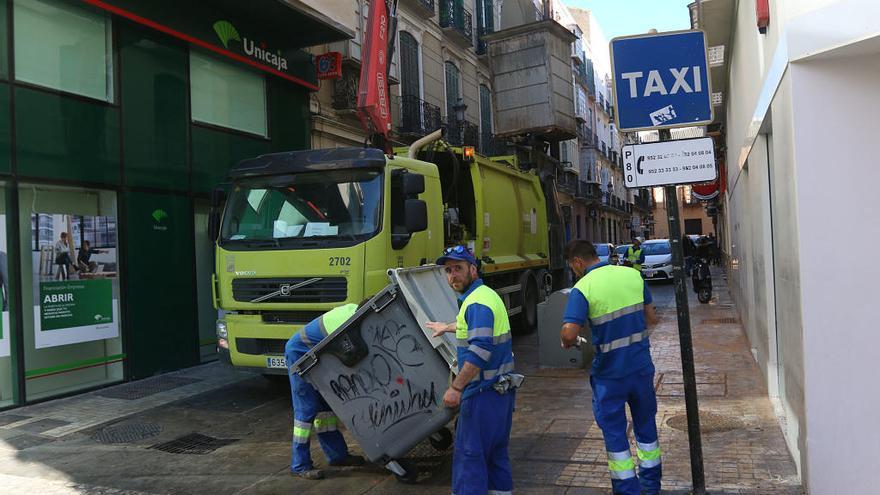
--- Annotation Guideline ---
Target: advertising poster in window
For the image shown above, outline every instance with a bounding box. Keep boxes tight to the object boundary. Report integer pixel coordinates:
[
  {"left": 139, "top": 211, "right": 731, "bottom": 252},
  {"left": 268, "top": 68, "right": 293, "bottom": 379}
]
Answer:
[
  {"left": 31, "top": 213, "right": 119, "bottom": 348},
  {"left": 0, "top": 212, "right": 9, "bottom": 358}
]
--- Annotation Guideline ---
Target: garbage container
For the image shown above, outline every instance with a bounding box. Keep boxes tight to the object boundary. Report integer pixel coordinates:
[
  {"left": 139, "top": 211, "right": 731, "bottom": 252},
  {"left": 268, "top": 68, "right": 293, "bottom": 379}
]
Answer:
[
  {"left": 537, "top": 289, "right": 594, "bottom": 368},
  {"left": 291, "top": 271, "right": 457, "bottom": 483}
]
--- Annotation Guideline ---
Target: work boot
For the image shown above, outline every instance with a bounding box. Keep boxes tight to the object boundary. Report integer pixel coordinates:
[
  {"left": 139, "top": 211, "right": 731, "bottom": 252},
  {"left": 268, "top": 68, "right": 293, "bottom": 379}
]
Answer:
[
  {"left": 329, "top": 454, "right": 365, "bottom": 467},
  {"left": 291, "top": 469, "right": 324, "bottom": 480}
]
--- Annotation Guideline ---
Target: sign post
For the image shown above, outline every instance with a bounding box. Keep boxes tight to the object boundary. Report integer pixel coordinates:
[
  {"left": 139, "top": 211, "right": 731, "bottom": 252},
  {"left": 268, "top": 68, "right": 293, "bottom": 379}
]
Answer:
[{"left": 613, "top": 30, "right": 711, "bottom": 494}]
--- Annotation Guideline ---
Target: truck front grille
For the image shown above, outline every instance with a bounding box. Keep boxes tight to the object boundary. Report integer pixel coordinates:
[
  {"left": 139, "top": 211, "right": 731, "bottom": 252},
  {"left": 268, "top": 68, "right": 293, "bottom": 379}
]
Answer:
[
  {"left": 261, "top": 311, "right": 325, "bottom": 325},
  {"left": 232, "top": 277, "right": 347, "bottom": 304}
]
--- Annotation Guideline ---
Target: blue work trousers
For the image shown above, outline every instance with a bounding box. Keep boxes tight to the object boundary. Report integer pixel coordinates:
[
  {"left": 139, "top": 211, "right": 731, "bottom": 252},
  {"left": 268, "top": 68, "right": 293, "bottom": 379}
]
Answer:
[
  {"left": 287, "top": 352, "right": 349, "bottom": 472},
  {"left": 453, "top": 388, "right": 515, "bottom": 495},
  {"left": 591, "top": 368, "right": 662, "bottom": 495}
]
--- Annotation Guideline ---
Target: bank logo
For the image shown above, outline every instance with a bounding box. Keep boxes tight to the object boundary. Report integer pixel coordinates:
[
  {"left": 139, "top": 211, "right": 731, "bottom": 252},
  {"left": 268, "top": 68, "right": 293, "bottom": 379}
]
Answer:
[
  {"left": 94, "top": 313, "right": 111, "bottom": 323},
  {"left": 212, "top": 19, "right": 289, "bottom": 71},
  {"left": 152, "top": 209, "right": 168, "bottom": 223},
  {"left": 152, "top": 209, "right": 169, "bottom": 232},
  {"left": 213, "top": 20, "right": 241, "bottom": 49}
]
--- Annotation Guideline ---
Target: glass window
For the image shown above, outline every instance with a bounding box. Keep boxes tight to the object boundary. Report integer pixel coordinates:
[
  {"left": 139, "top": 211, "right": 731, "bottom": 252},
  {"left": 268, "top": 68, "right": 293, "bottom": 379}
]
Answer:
[
  {"left": 0, "top": 184, "right": 11, "bottom": 408},
  {"left": 20, "top": 185, "right": 122, "bottom": 401},
  {"left": 14, "top": 0, "right": 113, "bottom": 101},
  {"left": 642, "top": 241, "right": 671, "bottom": 256},
  {"left": 190, "top": 50, "right": 267, "bottom": 137},
  {"left": 221, "top": 169, "right": 383, "bottom": 248}
]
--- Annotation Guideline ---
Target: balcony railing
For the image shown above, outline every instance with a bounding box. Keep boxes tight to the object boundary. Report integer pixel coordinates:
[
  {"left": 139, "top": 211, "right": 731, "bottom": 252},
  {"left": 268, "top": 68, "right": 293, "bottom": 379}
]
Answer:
[
  {"left": 481, "top": 135, "right": 510, "bottom": 156},
  {"left": 397, "top": 95, "right": 442, "bottom": 137},
  {"left": 577, "top": 121, "right": 592, "bottom": 142},
  {"left": 331, "top": 67, "right": 359, "bottom": 111},
  {"left": 446, "top": 118, "right": 479, "bottom": 147},
  {"left": 557, "top": 171, "right": 579, "bottom": 195},
  {"left": 440, "top": 0, "right": 473, "bottom": 47}
]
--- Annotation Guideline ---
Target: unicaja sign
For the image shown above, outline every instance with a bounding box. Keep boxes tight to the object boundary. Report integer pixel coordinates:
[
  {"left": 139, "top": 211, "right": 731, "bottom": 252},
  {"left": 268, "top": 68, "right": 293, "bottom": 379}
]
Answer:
[{"left": 213, "top": 20, "right": 289, "bottom": 72}]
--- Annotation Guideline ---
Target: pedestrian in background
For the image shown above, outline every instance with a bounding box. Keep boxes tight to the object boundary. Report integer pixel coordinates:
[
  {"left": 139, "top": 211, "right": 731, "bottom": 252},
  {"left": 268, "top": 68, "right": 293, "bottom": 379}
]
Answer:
[
  {"left": 560, "top": 240, "right": 662, "bottom": 495},
  {"left": 682, "top": 234, "right": 695, "bottom": 275},
  {"left": 427, "top": 245, "right": 519, "bottom": 495}
]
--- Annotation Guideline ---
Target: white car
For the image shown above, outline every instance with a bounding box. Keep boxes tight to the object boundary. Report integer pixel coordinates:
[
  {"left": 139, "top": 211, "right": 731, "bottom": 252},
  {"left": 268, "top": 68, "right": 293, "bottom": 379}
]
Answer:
[
  {"left": 595, "top": 243, "right": 614, "bottom": 265},
  {"left": 640, "top": 239, "right": 673, "bottom": 280}
]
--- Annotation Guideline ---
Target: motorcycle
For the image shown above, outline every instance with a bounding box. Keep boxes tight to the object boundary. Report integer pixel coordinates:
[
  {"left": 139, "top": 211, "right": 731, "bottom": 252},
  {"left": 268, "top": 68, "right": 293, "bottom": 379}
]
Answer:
[{"left": 691, "top": 256, "right": 712, "bottom": 303}]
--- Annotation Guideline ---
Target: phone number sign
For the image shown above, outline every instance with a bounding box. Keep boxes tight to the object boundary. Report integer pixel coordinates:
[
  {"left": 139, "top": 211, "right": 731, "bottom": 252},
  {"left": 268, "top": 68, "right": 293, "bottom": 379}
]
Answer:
[{"left": 623, "top": 137, "right": 717, "bottom": 188}]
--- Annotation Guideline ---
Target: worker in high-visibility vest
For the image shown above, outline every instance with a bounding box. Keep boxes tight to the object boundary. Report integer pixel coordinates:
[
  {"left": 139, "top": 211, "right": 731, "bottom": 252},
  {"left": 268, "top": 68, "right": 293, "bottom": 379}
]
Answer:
[
  {"left": 285, "top": 304, "right": 366, "bottom": 480},
  {"left": 560, "top": 240, "right": 661, "bottom": 495},
  {"left": 625, "top": 238, "right": 646, "bottom": 272},
  {"left": 427, "top": 245, "right": 520, "bottom": 495}
]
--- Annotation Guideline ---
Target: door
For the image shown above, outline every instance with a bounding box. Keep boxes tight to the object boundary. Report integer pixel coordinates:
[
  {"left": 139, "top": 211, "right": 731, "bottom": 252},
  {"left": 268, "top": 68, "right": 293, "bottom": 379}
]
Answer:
[{"left": 124, "top": 191, "right": 198, "bottom": 378}]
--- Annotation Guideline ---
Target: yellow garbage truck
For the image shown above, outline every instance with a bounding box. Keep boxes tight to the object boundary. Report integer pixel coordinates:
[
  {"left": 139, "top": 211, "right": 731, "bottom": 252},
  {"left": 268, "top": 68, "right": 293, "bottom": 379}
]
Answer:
[{"left": 210, "top": 135, "right": 567, "bottom": 374}]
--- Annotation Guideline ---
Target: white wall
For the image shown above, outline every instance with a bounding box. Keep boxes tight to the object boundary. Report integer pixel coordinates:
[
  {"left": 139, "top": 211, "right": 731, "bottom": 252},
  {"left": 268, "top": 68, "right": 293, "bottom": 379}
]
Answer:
[{"left": 790, "top": 51, "right": 880, "bottom": 494}]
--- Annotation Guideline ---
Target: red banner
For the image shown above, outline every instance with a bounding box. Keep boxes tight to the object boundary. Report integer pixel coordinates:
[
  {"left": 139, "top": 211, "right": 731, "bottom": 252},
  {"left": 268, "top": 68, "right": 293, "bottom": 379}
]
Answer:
[{"left": 357, "top": 0, "right": 392, "bottom": 141}]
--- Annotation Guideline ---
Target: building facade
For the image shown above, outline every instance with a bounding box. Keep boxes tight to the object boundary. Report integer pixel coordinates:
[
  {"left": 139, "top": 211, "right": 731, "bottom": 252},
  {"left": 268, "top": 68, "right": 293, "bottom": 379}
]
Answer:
[
  {"left": 0, "top": 0, "right": 350, "bottom": 408},
  {"left": 699, "top": 0, "right": 880, "bottom": 491}
]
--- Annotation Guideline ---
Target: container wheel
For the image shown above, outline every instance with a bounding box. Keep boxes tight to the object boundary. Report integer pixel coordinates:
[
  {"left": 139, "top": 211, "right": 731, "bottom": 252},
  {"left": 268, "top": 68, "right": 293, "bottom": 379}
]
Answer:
[
  {"left": 698, "top": 287, "right": 712, "bottom": 303},
  {"left": 392, "top": 459, "right": 420, "bottom": 484},
  {"left": 428, "top": 427, "right": 453, "bottom": 451}
]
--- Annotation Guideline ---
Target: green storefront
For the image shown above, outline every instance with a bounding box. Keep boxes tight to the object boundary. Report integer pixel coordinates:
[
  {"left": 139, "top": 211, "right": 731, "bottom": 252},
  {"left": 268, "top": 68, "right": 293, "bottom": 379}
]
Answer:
[{"left": 0, "top": 0, "right": 349, "bottom": 408}]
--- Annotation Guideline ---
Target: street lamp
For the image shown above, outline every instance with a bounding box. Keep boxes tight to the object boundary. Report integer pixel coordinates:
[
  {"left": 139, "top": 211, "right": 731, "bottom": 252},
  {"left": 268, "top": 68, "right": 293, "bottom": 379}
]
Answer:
[{"left": 452, "top": 97, "right": 467, "bottom": 145}]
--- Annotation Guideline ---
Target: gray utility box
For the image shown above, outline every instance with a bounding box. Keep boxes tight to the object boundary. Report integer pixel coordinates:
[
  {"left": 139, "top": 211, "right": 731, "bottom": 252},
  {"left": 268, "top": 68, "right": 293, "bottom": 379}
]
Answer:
[
  {"left": 537, "top": 289, "right": 594, "bottom": 369},
  {"left": 484, "top": 20, "right": 578, "bottom": 141},
  {"left": 292, "top": 267, "right": 459, "bottom": 465}
]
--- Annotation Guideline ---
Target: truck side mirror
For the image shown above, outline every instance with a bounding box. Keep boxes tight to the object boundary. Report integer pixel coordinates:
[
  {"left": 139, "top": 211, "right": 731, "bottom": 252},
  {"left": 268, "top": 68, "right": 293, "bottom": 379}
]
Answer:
[
  {"left": 405, "top": 199, "right": 428, "bottom": 233},
  {"left": 403, "top": 173, "right": 425, "bottom": 196},
  {"left": 209, "top": 185, "right": 228, "bottom": 242}
]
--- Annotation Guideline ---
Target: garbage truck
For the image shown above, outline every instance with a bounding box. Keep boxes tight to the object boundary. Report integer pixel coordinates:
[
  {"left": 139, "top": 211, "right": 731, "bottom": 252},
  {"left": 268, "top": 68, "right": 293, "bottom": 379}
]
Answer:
[{"left": 210, "top": 132, "right": 567, "bottom": 374}]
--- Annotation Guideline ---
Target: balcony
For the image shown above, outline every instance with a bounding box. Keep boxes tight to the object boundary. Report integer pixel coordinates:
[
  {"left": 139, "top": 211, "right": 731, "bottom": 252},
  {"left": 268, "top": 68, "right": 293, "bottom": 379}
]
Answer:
[
  {"left": 557, "top": 170, "right": 579, "bottom": 195},
  {"left": 577, "top": 122, "right": 592, "bottom": 143},
  {"left": 576, "top": 181, "right": 600, "bottom": 203},
  {"left": 397, "top": 95, "right": 442, "bottom": 138},
  {"left": 331, "top": 67, "right": 359, "bottom": 112},
  {"left": 440, "top": 0, "right": 473, "bottom": 47},
  {"left": 402, "top": 0, "right": 435, "bottom": 19},
  {"left": 446, "top": 118, "right": 479, "bottom": 147}
]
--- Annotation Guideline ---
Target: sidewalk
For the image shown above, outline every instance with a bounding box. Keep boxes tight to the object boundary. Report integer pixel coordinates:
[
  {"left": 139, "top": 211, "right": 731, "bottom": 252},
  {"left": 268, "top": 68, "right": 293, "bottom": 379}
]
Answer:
[{"left": 0, "top": 267, "right": 803, "bottom": 494}]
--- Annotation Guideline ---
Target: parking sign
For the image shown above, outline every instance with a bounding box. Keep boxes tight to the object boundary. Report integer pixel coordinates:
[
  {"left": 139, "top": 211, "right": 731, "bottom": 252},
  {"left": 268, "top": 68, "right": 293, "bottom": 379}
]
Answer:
[{"left": 610, "top": 30, "right": 713, "bottom": 132}]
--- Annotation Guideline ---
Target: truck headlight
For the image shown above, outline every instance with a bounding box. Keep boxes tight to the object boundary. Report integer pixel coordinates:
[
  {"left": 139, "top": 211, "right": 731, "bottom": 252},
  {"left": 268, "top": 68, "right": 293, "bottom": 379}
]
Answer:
[{"left": 216, "top": 319, "right": 228, "bottom": 339}]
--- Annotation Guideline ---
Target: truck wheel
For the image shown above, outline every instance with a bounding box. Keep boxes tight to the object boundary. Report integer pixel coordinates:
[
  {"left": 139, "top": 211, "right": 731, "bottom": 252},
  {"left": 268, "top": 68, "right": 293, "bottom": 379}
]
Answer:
[{"left": 536, "top": 269, "right": 553, "bottom": 302}]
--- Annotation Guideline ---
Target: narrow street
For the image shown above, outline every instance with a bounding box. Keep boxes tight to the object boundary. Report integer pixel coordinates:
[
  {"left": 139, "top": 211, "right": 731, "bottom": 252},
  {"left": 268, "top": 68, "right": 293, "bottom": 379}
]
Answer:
[{"left": 0, "top": 268, "right": 801, "bottom": 494}]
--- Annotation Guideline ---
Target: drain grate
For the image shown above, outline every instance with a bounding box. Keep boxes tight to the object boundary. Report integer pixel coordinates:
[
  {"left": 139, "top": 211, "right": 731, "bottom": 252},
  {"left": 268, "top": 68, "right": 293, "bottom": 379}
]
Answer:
[
  {"left": 96, "top": 376, "right": 202, "bottom": 400},
  {"left": 92, "top": 421, "right": 162, "bottom": 444},
  {"left": 701, "top": 317, "right": 739, "bottom": 324},
  {"left": 150, "top": 433, "right": 237, "bottom": 454},
  {"left": 666, "top": 411, "right": 744, "bottom": 433}
]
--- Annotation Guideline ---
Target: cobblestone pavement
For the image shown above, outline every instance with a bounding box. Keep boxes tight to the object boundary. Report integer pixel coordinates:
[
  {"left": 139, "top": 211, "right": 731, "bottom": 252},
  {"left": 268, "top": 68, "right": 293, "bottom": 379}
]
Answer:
[{"left": 0, "top": 268, "right": 803, "bottom": 494}]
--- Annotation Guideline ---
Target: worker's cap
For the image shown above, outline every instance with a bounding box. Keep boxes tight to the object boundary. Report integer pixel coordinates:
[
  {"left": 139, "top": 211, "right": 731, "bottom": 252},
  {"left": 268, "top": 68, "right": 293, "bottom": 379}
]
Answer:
[{"left": 436, "top": 245, "right": 478, "bottom": 267}]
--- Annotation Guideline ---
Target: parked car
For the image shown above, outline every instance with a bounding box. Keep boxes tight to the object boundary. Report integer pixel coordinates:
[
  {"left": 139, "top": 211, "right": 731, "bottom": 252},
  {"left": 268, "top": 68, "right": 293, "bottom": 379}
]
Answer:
[
  {"left": 614, "top": 244, "right": 631, "bottom": 265},
  {"left": 595, "top": 243, "right": 614, "bottom": 265},
  {"left": 640, "top": 239, "right": 673, "bottom": 280}
]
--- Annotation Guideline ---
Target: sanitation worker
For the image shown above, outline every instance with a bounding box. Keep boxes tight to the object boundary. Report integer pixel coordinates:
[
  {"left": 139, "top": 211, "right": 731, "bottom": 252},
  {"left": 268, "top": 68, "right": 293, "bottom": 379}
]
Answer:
[
  {"left": 285, "top": 303, "right": 366, "bottom": 480},
  {"left": 560, "top": 240, "right": 661, "bottom": 495},
  {"left": 624, "top": 238, "right": 645, "bottom": 272},
  {"left": 427, "top": 245, "right": 521, "bottom": 495}
]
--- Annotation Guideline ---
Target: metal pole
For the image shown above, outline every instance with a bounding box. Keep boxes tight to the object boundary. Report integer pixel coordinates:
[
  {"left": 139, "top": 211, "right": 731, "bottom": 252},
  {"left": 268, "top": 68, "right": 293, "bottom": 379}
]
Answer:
[{"left": 659, "top": 129, "right": 706, "bottom": 494}]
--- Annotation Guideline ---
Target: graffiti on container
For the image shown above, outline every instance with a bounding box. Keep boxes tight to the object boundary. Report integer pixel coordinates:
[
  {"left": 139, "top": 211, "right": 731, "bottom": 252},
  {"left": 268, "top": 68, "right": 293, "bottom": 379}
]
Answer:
[
  {"left": 370, "top": 319, "right": 425, "bottom": 369},
  {"left": 327, "top": 317, "right": 440, "bottom": 436}
]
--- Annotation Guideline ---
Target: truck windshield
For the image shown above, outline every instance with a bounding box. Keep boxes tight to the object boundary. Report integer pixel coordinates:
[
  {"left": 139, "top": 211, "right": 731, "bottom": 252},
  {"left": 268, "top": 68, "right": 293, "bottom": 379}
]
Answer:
[{"left": 220, "top": 169, "right": 382, "bottom": 246}]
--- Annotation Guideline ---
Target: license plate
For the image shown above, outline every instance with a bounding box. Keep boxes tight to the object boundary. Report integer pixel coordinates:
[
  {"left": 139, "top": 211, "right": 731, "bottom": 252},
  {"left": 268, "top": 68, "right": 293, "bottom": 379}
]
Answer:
[
  {"left": 266, "top": 356, "right": 287, "bottom": 369},
  {"left": 645, "top": 270, "right": 654, "bottom": 278}
]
